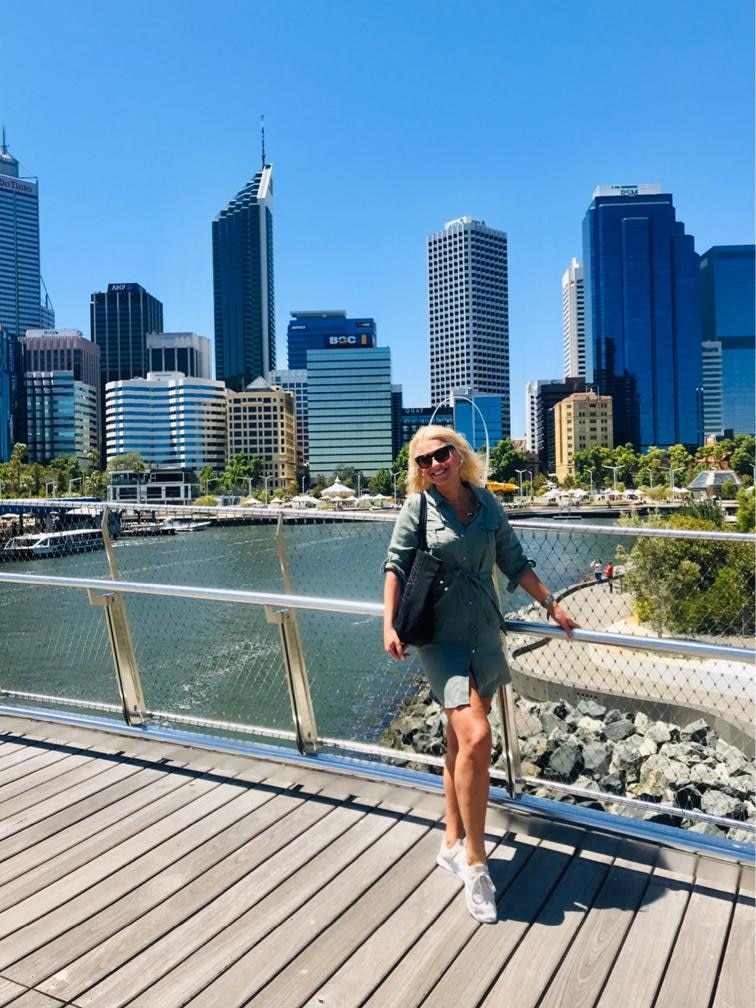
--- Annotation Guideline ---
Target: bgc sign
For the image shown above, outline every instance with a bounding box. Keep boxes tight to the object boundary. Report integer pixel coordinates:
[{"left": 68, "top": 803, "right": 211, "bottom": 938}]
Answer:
[{"left": 326, "top": 334, "right": 376, "bottom": 348}]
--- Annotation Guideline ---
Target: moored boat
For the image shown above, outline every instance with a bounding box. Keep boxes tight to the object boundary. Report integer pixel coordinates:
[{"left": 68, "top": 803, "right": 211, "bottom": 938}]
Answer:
[{"left": 0, "top": 527, "right": 105, "bottom": 561}]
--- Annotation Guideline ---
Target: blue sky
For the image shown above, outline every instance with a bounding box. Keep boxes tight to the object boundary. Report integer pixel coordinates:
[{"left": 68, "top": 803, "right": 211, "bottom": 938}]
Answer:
[{"left": 4, "top": 0, "right": 754, "bottom": 438}]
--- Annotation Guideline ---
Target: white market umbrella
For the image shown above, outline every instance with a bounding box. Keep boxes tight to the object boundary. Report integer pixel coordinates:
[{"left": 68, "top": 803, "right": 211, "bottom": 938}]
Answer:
[{"left": 321, "top": 478, "right": 355, "bottom": 499}]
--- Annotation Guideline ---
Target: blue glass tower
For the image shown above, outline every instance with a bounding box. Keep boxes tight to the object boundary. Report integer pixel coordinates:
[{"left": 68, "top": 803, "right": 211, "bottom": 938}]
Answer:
[
  {"left": 287, "top": 311, "right": 376, "bottom": 369},
  {"left": 213, "top": 163, "right": 275, "bottom": 391},
  {"left": 583, "top": 184, "right": 702, "bottom": 450},
  {"left": 700, "top": 245, "right": 755, "bottom": 436}
]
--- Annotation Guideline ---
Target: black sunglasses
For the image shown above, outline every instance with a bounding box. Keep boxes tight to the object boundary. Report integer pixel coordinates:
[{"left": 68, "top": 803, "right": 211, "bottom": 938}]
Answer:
[{"left": 415, "top": 444, "right": 455, "bottom": 469}]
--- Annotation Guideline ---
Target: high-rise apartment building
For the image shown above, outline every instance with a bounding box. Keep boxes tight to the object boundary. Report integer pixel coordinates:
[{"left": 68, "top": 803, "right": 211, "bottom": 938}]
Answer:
[
  {"left": 699, "top": 245, "right": 755, "bottom": 436},
  {"left": 269, "top": 368, "right": 308, "bottom": 477},
  {"left": 287, "top": 311, "right": 376, "bottom": 370},
  {"left": 146, "top": 332, "right": 212, "bottom": 379},
  {"left": 227, "top": 378, "right": 296, "bottom": 491},
  {"left": 21, "top": 329, "right": 101, "bottom": 465},
  {"left": 562, "top": 258, "right": 585, "bottom": 379},
  {"left": 583, "top": 183, "right": 701, "bottom": 450},
  {"left": 307, "top": 347, "right": 393, "bottom": 477},
  {"left": 213, "top": 163, "right": 275, "bottom": 391},
  {"left": 554, "top": 390, "right": 613, "bottom": 481},
  {"left": 428, "top": 217, "right": 510, "bottom": 437},
  {"left": 106, "top": 373, "right": 226, "bottom": 470},
  {"left": 0, "top": 133, "right": 55, "bottom": 457}
]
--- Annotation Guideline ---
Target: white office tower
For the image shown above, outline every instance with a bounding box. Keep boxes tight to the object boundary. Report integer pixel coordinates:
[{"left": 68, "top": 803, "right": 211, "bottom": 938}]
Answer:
[
  {"left": 562, "top": 258, "right": 585, "bottom": 379},
  {"left": 146, "top": 332, "right": 212, "bottom": 379},
  {"left": 106, "top": 373, "right": 227, "bottom": 470},
  {"left": 428, "top": 217, "right": 510, "bottom": 438}
]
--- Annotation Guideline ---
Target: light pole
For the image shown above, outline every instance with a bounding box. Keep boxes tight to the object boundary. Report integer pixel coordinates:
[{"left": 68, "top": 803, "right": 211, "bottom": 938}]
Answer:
[
  {"left": 391, "top": 471, "right": 399, "bottom": 502},
  {"left": 357, "top": 474, "right": 362, "bottom": 498},
  {"left": 263, "top": 475, "right": 271, "bottom": 506},
  {"left": 301, "top": 475, "right": 307, "bottom": 494},
  {"left": 639, "top": 467, "right": 655, "bottom": 490},
  {"left": 70, "top": 477, "right": 83, "bottom": 496},
  {"left": 525, "top": 470, "right": 533, "bottom": 501},
  {"left": 45, "top": 481, "right": 56, "bottom": 498},
  {"left": 515, "top": 468, "right": 526, "bottom": 499},
  {"left": 664, "top": 467, "right": 682, "bottom": 500},
  {"left": 429, "top": 391, "right": 490, "bottom": 480},
  {"left": 603, "top": 464, "right": 621, "bottom": 494}
]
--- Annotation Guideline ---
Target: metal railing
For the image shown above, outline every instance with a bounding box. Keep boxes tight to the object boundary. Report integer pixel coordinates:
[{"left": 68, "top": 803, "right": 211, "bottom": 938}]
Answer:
[{"left": 0, "top": 508, "right": 753, "bottom": 847}]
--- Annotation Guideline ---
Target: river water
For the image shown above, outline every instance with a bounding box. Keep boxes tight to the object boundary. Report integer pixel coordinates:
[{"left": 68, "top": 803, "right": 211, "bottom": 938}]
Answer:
[{"left": 0, "top": 516, "right": 625, "bottom": 743}]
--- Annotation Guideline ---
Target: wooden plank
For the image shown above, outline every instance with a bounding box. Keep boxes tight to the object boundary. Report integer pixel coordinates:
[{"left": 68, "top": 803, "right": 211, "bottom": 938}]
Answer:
[
  {"left": 595, "top": 866, "right": 693, "bottom": 1008},
  {"left": 712, "top": 889, "right": 756, "bottom": 1008},
  {"left": 26, "top": 786, "right": 318, "bottom": 996},
  {"left": 0, "top": 758, "right": 118, "bottom": 832},
  {"left": 0, "top": 761, "right": 188, "bottom": 865},
  {"left": 107, "top": 803, "right": 413, "bottom": 1008},
  {"left": 538, "top": 843, "right": 657, "bottom": 1008},
  {"left": 236, "top": 820, "right": 445, "bottom": 1008},
  {"left": 0, "top": 979, "right": 27, "bottom": 1007},
  {"left": 479, "top": 838, "right": 619, "bottom": 1008},
  {"left": 2, "top": 992, "right": 64, "bottom": 1008},
  {"left": 655, "top": 865, "right": 740, "bottom": 1008},
  {"left": 0, "top": 752, "right": 103, "bottom": 803},
  {"left": 0, "top": 775, "right": 241, "bottom": 968},
  {"left": 0, "top": 741, "right": 51, "bottom": 770},
  {"left": 53, "top": 795, "right": 366, "bottom": 1007},
  {"left": 362, "top": 833, "right": 542, "bottom": 1008}
]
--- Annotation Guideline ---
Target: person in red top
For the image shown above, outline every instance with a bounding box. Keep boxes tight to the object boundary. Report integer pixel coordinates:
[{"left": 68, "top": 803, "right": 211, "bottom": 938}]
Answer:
[{"left": 603, "top": 561, "right": 614, "bottom": 592}]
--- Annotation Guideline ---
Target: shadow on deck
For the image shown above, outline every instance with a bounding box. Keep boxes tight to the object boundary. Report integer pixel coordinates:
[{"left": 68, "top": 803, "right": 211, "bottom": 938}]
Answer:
[{"left": 0, "top": 714, "right": 752, "bottom": 1008}]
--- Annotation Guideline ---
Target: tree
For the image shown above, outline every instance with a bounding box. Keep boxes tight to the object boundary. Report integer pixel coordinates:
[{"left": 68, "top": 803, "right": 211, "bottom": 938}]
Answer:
[
  {"left": 198, "top": 466, "right": 215, "bottom": 494},
  {"left": 736, "top": 487, "right": 755, "bottom": 533},
  {"left": 9, "top": 443, "right": 27, "bottom": 494},
  {"left": 573, "top": 443, "right": 613, "bottom": 490},
  {"left": 488, "top": 439, "right": 530, "bottom": 483},
  {"left": 107, "top": 452, "right": 146, "bottom": 473},
  {"left": 730, "top": 434, "right": 755, "bottom": 478},
  {"left": 369, "top": 468, "right": 393, "bottom": 495},
  {"left": 618, "top": 514, "right": 754, "bottom": 636}
]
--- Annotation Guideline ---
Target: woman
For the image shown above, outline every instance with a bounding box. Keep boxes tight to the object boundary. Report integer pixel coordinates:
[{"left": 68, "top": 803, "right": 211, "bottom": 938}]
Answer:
[{"left": 384, "top": 426, "right": 579, "bottom": 924}]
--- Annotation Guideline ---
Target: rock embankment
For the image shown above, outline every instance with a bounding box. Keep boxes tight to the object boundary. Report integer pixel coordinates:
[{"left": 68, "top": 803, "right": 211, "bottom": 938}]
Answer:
[{"left": 380, "top": 679, "right": 755, "bottom": 841}]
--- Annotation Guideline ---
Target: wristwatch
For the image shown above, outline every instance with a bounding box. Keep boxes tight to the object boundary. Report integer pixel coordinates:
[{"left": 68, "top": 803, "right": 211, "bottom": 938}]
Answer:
[{"left": 541, "top": 593, "right": 557, "bottom": 609}]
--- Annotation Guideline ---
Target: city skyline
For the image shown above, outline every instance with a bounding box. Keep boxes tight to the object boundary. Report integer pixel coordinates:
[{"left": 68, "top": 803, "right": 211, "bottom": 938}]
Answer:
[{"left": 3, "top": 0, "right": 753, "bottom": 439}]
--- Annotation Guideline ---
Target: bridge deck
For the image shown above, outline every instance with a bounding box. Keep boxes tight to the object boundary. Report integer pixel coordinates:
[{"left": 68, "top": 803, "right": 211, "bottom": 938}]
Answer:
[{"left": 0, "top": 714, "right": 752, "bottom": 1008}]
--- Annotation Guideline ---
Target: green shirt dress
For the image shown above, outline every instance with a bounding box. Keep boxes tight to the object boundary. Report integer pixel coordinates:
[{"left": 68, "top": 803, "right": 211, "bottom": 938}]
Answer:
[{"left": 385, "top": 484, "right": 531, "bottom": 708}]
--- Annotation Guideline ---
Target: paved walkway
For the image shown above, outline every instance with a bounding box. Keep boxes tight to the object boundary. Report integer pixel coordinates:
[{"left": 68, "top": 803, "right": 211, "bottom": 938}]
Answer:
[{"left": 509, "top": 584, "right": 755, "bottom": 729}]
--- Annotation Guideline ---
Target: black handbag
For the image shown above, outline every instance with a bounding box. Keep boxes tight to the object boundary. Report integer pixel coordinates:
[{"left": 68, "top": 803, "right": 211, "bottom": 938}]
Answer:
[{"left": 392, "top": 493, "right": 441, "bottom": 647}]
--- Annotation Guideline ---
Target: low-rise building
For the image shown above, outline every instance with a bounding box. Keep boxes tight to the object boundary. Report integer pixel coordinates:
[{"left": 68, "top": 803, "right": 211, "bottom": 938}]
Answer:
[{"left": 554, "top": 390, "right": 613, "bottom": 481}]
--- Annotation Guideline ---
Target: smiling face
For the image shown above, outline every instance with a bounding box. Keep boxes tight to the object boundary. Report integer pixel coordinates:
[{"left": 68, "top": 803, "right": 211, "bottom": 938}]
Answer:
[{"left": 415, "top": 437, "right": 462, "bottom": 491}]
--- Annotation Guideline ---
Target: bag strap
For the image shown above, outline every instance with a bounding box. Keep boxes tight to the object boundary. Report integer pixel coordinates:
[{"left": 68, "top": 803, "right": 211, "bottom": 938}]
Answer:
[{"left": 417, "top": 492, "right": 428, "bottom": 551}]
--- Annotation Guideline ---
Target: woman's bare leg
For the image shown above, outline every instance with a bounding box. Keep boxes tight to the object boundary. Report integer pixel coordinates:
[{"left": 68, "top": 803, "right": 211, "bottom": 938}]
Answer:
[
  {"left": 445, "top": 685, "right": 492, "bottom": 866},
  {"left": 443, "top": 719, "right": 464, "bottom": 847}
]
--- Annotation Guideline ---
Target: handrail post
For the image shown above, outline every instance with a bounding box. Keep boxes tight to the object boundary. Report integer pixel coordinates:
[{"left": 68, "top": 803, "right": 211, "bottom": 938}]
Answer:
[
  {"left": 86, "top": 507, "right": 146, "bottom": 726},
  {"left": 265, "top": 605, "right": 318, "bottom": 754},
  {"left": 494, "top": 682, "right": 522, "bottom": 798}
]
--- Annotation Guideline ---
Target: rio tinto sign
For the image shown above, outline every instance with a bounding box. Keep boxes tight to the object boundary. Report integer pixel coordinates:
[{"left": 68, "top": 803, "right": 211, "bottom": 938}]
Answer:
[{"left": 0, "top": 176, "right": 37, "bottom": 196}]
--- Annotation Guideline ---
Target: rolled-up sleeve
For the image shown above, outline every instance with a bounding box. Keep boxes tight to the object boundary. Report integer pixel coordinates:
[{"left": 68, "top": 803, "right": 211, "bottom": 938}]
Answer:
[
  {"left": 494, "top": 508, "right": 531, "bottom": 591},
  {"left": 384, "top": 495, "right": 421, "bottom": 586}
]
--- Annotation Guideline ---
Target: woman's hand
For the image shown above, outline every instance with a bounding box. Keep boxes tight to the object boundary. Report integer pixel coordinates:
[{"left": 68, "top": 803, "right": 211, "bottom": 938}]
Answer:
[
  {"left": 384, "top": 627, "right": 409, "bottom": 660},
  {"left": 549, "top": 603, "right": 580, "bottom": 640}
]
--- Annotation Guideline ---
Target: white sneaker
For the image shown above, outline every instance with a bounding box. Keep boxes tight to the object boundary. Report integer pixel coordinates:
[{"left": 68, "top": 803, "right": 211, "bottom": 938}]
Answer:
[
  {"left": 463, "top": 863, "right": 497, "bottom": 923},
  {"left": 436, "top": 837, "right": 466, "bottom": 878}
]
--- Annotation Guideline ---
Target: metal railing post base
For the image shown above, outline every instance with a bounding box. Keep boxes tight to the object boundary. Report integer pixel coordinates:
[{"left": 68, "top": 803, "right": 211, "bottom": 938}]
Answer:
[
  {"left": 88, "top": 589, "right": 146, "bottom": 726},
  {"left": 265, "top": 605, "right": 318, "bottom": 755}
]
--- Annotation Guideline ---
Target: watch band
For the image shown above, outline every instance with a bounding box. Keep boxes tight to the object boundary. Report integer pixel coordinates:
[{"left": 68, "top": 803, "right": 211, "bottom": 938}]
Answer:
[{"left": 541, "top": 593, "right": 556, "bottom": 609}]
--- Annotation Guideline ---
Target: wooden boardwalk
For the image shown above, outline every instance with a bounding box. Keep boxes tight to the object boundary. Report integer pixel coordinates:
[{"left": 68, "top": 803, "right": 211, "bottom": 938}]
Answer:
[{"left": 0, "top": 714, "right": 752, "bottom": 1008}]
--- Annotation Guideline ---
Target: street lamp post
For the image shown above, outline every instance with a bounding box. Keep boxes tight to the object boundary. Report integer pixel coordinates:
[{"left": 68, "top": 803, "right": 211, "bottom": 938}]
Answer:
[
  {"left": 664, "top": 467, "right": 682, "bottom": 500},
  {"left": 357, "top": 474, "right": 362, "bottom": 499},
  {"left": 429, "top": 391, "right": 490, "bottom": 480},
  {"left": 45, "top": 481, "right": 56, "bottom": 498},
  {"left": 301, "top": 475, "right": 307, "bottom": 494},
  {"left": 263, "top": 475, "right": 271, "bottom": 506},
  {"left": 639, "top": 468, "right": 655, "bottom": 490},
  {"left": 391, "top": 471, "right": 400, "bottom": 502},
  {"left": 70, "top": 477, "right": 83, "bottom": 496},
  {"left": 603, "top": 464, "right": 621, "bottom": 494},
  {"left": 525, "top": 470, "right": 533, "bottom": 502},
  {"left": 515, "top": 468, "right": 526, "bottom": 499}
]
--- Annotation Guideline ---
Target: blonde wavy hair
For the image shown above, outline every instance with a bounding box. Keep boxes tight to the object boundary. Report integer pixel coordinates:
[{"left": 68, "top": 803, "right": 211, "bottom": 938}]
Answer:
[{"left": 407, "top": 425, "right": 485, "bottom": 494}]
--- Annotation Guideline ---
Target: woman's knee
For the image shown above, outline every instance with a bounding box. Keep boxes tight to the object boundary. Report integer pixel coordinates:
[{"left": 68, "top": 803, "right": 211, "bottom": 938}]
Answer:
[{"left": 454, "top": 719, "right": 491, "bottom": 760}]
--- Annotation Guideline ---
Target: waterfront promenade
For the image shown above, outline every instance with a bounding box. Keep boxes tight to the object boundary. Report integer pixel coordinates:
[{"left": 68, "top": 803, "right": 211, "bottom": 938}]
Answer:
[{"left": 0, "top": 711, "right": 752, "bottom": 1008}]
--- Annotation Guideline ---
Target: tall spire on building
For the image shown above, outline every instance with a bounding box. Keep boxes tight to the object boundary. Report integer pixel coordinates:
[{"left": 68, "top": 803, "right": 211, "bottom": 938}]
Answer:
[
  {"left": 1, "top": 125, "right": 7, "bottom": 156},
  {"left": 260, "top": 114, "right": 266, "bottom": 169}
]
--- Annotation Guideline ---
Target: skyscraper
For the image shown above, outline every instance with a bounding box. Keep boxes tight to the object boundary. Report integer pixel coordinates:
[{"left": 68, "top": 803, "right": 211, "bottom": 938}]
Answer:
[
  {"left": 428, "top": 216, "right": 510, "bottom": 438},
  {"left": 0, "top": 132, "right": 55, "bottom": 457},
  {"left": 90, "top": 283, "right": 164, "bottom": 452},
  {"left": 699, "top": 245, "right": 755, "bottom": 436},
  {"left": 213, "top": 162, "right": 275, "bottom": 391},
  {"left": 583, "top": 183, "right": 702, "bottom": 450},
  {"left": 287, "top": 311, "right": 376, "bottom": 369},
  {"left": 562, "top": 258, "right": 585, "bottom": 379}
]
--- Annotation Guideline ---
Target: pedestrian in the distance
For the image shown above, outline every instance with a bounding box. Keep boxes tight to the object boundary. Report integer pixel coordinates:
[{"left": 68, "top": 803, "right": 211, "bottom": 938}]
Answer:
[
  {"left": 592, "top": 559, "right": 603, "bottom": 584},
  {"left": 383, "top": 426, "right": 579, "bottom": 924},
  {"left": 603, "top": 561, "right": 614, "bottom": 593}
]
